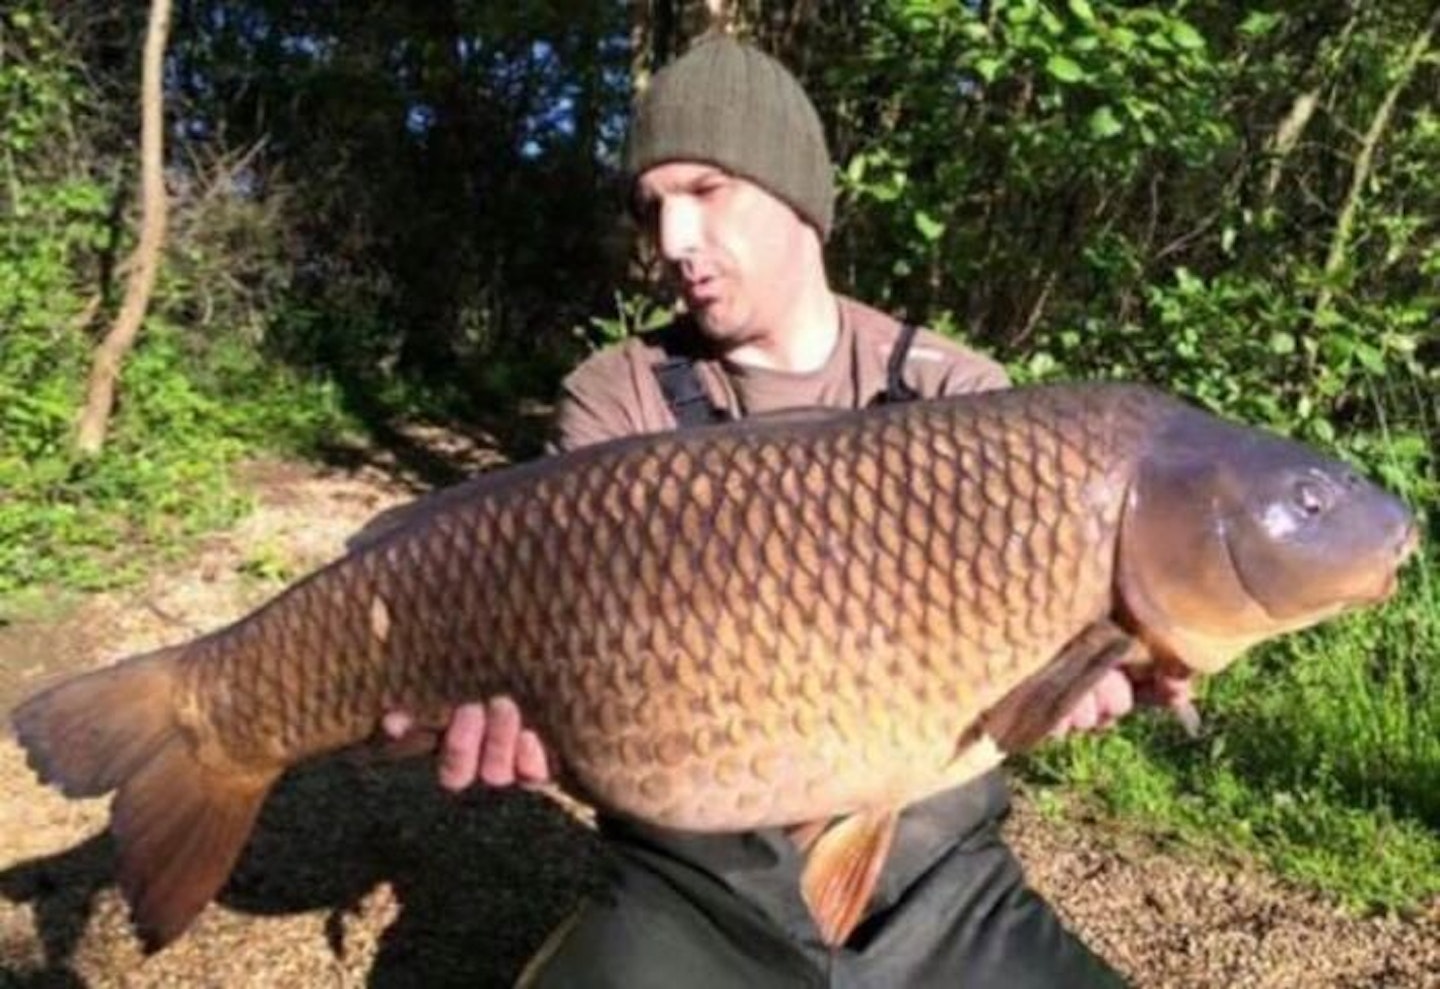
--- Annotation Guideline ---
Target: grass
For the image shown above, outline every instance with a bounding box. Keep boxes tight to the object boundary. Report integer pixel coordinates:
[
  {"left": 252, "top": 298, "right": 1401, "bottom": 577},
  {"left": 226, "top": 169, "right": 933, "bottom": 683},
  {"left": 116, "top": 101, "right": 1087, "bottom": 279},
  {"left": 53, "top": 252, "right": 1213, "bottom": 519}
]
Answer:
[{"left": 1023, "top": 550, "right": 1440, "bottom": 913}]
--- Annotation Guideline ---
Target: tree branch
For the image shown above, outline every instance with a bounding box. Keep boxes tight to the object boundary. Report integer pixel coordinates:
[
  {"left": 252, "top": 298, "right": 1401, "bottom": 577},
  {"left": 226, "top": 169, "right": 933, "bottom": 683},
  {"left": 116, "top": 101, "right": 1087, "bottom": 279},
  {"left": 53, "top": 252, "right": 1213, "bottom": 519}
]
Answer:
[{"left": 1311, "top": 4, "right": 1438, "bottom": 330}]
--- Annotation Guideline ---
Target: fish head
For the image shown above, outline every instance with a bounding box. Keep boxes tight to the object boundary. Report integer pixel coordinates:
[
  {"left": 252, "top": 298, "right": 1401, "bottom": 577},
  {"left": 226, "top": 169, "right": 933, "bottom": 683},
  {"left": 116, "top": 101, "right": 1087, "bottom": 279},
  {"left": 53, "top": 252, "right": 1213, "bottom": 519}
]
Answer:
[{"left": 1116, "top": 404, "right": 1419, "bottom": 675}]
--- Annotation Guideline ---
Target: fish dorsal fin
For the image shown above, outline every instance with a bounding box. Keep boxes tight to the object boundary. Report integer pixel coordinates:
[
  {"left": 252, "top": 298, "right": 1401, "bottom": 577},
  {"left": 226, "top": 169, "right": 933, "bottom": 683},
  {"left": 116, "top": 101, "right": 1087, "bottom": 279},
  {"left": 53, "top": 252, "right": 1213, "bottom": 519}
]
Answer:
[
  {"left": 984, "top": 620, "right": 1145, "bottom": 752},
  {"left": 800, "top": 806, "right": 900, "bottom": 947}
]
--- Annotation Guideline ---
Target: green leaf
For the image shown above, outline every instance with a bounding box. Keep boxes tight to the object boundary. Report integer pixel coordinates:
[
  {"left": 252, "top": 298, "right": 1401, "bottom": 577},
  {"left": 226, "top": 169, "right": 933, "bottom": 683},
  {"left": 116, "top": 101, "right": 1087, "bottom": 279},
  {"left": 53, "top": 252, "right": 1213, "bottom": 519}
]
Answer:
[
  {"left": 1238, "top": 12, "right": 1282, "bottom": 37},
  {"left": 1268, "top": 332, "right": 1296, "bottom": 355},
  {"left": 959, "top": 21, "right": 991, "bottom": 43},
  {"left": 1354, "top": 343, "right": 1386, "bottom": 373},
  {"left": 1087, "top": 106, "right": 1123, "bottom": 139},
  {"left": 1045, "top": 55, "right": 1086, "bottom": 84},
  {"left": 974, "top": 56, "right": 1004, "bottom": 83},
  {"left": 1067, "top": 0, "right": 1097, "bottom": 25},
  {"left": 1170, "top": 21, "right": 1206, "bottom": 51},
  {"left": 914, "top": 210, "right": 946, "bottom": 242}
]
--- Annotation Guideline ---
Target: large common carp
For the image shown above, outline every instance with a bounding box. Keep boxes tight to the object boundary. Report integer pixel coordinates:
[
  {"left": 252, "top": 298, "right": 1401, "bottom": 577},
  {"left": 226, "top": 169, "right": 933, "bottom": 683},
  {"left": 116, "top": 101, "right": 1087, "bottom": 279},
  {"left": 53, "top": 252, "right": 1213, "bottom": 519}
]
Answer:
[{"left": 10, "top": 383, "right": 1418, "bottom": 951}]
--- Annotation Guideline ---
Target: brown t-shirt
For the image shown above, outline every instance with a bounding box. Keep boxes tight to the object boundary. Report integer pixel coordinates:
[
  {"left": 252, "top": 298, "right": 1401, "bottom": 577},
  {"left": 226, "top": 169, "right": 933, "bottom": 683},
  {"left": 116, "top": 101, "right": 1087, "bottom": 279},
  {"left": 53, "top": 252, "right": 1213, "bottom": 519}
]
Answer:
[{"left": 550, "top": 295, "right": 1009, "bottom": 453}]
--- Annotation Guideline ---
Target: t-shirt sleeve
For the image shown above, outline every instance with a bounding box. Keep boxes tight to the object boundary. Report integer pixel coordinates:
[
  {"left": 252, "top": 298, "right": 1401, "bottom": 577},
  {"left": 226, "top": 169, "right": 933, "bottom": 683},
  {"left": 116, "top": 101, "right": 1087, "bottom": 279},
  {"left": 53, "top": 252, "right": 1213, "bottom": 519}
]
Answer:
[
  {"left": 547, "top": 347, "right": 651, "bottom": 455},
  {"left": 906, "top": 328, "right": 1011, "bottom": 399}
]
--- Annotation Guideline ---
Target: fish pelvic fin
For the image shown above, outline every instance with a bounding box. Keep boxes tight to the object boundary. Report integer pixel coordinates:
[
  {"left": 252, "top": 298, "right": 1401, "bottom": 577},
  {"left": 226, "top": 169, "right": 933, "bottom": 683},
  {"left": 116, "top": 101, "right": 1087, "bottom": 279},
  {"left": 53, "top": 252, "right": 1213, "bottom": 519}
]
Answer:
[
  {"left": 10, "top": 644, "right": 279, "bottom": 952},
  {"left": 800, "top": 806, "right": 900, "bottom": 948}
]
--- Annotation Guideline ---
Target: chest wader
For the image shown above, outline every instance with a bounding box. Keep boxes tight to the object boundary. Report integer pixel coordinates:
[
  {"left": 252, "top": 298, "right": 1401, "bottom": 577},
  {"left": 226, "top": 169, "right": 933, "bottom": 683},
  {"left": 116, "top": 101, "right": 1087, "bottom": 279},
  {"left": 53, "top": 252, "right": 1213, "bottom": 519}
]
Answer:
[{"left": 515, "top": 325, "right": 1128, "bottom": 988}]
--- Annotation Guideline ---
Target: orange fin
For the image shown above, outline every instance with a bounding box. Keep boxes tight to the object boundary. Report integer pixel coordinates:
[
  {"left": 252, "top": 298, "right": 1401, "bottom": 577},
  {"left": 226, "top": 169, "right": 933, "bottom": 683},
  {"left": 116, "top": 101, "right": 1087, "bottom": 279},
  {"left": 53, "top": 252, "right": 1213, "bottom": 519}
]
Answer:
[
  {"left": 11, "top": 645, "right": 279, "bottom": 951},
  {"left": 800, "top": 806, "right": 900, "bottom": 947},
  {"left": 786, "top": 817, "right": 834, "bottom": 854},
  {"left": 984, "top": 620, "right": 1143, "bottom": 752}
]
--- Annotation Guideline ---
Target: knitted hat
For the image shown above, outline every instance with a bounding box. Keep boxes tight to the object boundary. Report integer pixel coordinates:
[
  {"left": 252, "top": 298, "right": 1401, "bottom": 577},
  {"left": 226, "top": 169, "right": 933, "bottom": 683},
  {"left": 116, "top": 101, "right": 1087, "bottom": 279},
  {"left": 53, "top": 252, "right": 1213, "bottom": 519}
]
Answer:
[{"left": 624, "top": 36, "right": 834, "bottom": 239}]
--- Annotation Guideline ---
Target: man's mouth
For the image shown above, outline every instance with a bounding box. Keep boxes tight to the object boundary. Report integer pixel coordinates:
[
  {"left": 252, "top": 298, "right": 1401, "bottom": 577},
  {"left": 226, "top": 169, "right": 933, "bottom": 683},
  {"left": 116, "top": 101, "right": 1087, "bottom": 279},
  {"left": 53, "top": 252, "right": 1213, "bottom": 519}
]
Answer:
[{"left": 682, "top": 274, "right": 722, "bottom": 308}]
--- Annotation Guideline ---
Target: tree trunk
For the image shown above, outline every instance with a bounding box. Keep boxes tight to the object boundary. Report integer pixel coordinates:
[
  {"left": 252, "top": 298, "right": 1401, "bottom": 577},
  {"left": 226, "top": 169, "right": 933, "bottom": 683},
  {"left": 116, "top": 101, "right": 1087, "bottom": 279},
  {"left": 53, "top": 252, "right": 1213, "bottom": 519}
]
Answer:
[
  {"left": 75, "top": 0, "right": 172, "bottom": 456},
  {"left": 1262, "top": 5, "right": 1362, "bottom": 203},
  {"left": 1312, "top": 5, "right": 1438, "bottom": 330}
]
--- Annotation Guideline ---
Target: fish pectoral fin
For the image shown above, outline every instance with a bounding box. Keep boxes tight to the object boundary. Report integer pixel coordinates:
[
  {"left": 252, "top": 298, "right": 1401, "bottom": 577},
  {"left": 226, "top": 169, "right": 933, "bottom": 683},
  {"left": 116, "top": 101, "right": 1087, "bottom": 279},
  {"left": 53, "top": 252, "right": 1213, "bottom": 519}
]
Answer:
[
  {"left": 800, "top": 806, "right": 900, "bottom": 948},
  {"left": 1172, "top": 699, "right": 1203, "bottom": 738},
  {"left": 983, "top": 619, "right": 1147, "bottom": 752}
]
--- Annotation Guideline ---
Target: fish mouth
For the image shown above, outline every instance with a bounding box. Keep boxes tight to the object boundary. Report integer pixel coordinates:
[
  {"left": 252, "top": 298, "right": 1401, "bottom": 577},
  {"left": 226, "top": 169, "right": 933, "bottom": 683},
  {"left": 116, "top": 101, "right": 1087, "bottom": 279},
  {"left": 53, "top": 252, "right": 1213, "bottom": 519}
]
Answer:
[
  {"left": 1356, "top": 523, "right": 1420, "bottom": 605},
  {"left": 1398, "top": 521, "right": 1421, "bottom": 564}
]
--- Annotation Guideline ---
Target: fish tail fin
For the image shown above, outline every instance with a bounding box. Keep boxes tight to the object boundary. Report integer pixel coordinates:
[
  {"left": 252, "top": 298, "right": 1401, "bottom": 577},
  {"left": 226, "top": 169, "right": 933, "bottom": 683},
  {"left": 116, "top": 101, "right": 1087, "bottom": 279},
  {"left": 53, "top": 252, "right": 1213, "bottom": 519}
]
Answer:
[{"left": 10, "top": 645, "right": 279, "bottom": 951}]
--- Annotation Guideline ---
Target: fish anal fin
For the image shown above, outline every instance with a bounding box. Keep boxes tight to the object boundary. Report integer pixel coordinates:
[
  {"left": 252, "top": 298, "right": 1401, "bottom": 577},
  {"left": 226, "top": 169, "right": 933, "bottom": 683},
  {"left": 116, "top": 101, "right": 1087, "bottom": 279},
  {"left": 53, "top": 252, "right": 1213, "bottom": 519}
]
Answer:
[
  {"left": 984, "top": 619, "right": 1146, "bottom": 752},
  {"left": 800, "top": 806, "right": 900, "bottom": 948}
]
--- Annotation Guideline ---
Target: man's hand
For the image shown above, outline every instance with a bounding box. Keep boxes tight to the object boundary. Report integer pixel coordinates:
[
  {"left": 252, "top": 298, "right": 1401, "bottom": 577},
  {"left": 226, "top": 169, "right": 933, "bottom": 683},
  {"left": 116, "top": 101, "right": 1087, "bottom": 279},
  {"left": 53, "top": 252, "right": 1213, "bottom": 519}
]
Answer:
[
  {"left": 1048, "top": 667, "right": 1194, "bottom": 739},
  {"left": 382, "top": 697, "right": 551, "bottom": 792}
]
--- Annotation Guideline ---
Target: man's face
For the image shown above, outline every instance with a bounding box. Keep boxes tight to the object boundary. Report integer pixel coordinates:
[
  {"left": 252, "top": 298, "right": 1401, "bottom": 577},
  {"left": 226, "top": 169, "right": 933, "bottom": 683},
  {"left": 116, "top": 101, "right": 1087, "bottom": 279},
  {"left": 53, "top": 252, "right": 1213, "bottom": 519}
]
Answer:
[{"left": 634, "top": 162, "right": 817, "bottom": 345}]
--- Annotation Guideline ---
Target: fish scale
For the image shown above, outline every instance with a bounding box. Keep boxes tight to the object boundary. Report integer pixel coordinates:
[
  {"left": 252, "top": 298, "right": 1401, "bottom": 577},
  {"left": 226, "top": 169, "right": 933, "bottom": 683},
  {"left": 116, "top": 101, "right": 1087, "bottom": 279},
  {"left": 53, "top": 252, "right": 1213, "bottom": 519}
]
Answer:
[{"left": 13, "top": 381, "right": 1417, "bottom": 951}]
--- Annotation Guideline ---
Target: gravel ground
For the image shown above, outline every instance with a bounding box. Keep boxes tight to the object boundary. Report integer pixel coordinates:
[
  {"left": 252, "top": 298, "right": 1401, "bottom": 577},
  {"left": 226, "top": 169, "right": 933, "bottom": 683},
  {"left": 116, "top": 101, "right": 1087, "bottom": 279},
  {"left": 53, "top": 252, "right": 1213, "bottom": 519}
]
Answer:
[{"left": 1, "top": 451, "right": 1435, "bottom": 988}]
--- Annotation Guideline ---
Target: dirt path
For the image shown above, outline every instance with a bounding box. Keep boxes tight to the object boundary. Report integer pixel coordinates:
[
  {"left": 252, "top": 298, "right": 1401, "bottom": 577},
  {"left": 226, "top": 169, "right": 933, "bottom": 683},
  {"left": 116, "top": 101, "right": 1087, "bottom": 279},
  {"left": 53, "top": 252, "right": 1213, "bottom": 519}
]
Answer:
[{"left": 1, "top": 453, "right": 1435, "bottom": 987}]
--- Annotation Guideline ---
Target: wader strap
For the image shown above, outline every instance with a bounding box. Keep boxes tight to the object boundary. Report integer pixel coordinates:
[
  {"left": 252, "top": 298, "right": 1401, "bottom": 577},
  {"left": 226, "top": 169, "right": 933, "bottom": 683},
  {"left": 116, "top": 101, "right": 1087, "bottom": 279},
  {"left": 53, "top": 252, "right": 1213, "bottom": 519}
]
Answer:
[
  {"left": 881, "top": 321, "right": 922, "bottom": 404},
  {"left": 653, "top": 356, "right": 729, "bottom": 428},
  {"left": 654, "top": 317, "right": 921, "bottom": 423}
]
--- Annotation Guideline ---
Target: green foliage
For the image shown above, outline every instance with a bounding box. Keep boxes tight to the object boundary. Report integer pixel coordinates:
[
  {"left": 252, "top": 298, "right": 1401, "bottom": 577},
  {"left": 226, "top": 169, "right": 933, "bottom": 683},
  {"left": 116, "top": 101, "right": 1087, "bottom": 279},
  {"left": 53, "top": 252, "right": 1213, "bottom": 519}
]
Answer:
[
  {"left": 580, "top": 291, "right": 674, "bottom": 349},
  {"left": 831, "top": 0, "right": 1233, "bottom": 315},
  {"left": 0, "top": 4, "right": 350, "bottom": 596}
]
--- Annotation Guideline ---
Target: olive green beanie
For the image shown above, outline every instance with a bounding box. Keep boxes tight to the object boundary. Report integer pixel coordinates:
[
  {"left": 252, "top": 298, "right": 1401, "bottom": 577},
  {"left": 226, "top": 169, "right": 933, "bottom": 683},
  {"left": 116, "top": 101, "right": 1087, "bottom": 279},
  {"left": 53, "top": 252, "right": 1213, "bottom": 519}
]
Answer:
[{"left": 624, "top": 36, "right": 834, "bottom": 239}]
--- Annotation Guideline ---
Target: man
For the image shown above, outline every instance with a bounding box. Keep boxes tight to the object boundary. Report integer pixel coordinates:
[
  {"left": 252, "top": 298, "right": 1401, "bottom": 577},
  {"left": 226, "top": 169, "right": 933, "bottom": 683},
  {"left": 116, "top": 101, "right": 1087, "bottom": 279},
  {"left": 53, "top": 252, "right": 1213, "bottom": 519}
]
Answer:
[{"left": 387, "top": 35, "right": 1182, "bottom": 987}]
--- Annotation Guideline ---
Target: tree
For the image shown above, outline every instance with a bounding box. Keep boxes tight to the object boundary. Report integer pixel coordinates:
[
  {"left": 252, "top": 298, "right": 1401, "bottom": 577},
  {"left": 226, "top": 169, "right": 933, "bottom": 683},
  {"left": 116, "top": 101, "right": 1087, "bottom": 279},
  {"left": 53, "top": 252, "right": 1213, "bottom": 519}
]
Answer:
[{"left": 74, "top": 0, "right": 172, "bottom": 455}]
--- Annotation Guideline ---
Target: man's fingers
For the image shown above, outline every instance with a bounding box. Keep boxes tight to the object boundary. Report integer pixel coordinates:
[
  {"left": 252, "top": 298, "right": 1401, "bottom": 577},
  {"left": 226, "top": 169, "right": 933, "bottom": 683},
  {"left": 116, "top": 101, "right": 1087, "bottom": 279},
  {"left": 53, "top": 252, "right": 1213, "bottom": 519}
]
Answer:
[
  {"left": 1049, "top": 671, "right": 1138, "bottom": 739},
  {"left": 439, "top": 703, "right": 488, "bottom": 792},
  {"left": 1092, "top": 669, "right": 1135, "bottom": 726},
  {"left": 515, "top": 729, "right": 552, "bottom": 785},
  {"left": 479, "top": 696, "right": 522, "bottom": 786}
]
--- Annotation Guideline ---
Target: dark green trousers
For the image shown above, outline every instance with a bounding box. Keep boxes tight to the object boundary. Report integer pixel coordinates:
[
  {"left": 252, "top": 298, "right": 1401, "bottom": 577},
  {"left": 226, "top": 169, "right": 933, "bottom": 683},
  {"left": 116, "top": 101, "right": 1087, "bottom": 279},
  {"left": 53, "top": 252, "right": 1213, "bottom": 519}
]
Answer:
[{"left": 519, "top": 773, "right": 1126, "bottom": 988}]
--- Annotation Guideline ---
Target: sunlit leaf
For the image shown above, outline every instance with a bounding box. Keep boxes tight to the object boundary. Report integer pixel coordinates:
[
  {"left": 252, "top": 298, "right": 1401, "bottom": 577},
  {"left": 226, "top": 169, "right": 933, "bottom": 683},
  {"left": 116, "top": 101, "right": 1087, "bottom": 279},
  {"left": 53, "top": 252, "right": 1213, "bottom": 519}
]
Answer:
[{"left": 1045, "top": 54, "right": 1086, "bottom": 84}]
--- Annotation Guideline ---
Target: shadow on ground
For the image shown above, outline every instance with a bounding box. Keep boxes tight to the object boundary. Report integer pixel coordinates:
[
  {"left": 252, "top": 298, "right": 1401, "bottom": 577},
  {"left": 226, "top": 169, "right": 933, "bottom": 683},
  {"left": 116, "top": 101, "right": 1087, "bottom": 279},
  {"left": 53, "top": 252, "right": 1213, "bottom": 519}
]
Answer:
[
  {"left": 0, "top": 759, "right": 606, "bottom": 988},
  {"left": 316, "top": 369, "right": 559, "bottom": 497}
]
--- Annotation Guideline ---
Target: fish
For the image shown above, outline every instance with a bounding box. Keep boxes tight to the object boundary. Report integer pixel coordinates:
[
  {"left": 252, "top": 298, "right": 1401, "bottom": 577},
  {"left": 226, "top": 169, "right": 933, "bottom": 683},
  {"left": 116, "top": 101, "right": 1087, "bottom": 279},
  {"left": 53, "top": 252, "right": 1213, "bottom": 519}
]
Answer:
[{"left": 9, "top": 383, "right": 1419, "bottom": 951}]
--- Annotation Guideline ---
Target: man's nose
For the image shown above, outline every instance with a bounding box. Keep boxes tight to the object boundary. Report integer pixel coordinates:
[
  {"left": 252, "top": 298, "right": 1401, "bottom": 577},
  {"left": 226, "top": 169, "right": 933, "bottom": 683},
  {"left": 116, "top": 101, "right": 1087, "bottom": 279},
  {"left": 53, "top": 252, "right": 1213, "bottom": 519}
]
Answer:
[{"left": 656, "top": 197, "right": 701, "bottom": 262}]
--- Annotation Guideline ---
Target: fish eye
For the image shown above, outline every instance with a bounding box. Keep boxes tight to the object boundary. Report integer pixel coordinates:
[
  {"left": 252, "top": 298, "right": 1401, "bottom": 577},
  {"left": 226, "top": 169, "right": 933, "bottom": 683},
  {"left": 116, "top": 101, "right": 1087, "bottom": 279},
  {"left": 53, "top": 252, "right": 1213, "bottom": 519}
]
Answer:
[{"left": 1293, "top": 478, "right": 1330, "bottom": 517}]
